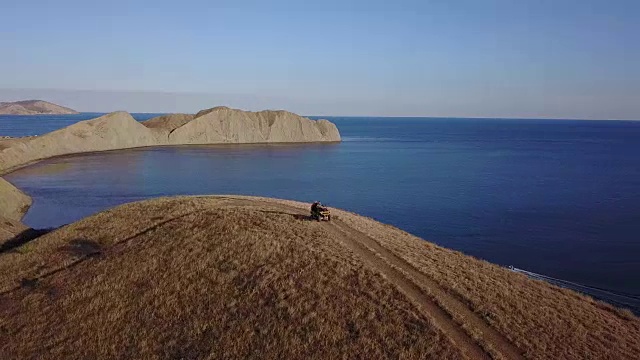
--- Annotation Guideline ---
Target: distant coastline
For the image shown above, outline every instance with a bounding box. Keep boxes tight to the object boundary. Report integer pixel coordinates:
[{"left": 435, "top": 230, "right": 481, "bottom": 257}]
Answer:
[{"left": 0, "top": 100, "right": 78, "bottom": 115}]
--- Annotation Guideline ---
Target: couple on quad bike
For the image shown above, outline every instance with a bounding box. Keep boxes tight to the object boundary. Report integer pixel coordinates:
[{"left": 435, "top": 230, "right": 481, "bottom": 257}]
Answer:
[{"left": 310, "top": 201, "right": 331, "bottom": 221}]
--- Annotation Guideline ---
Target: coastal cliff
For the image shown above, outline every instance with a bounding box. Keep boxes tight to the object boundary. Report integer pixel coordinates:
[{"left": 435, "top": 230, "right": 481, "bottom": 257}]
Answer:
[
  {"left": 0, "top": 106, "right": 340, "bottom": 174},
  {"left": 0, "top": 100, "right": 78, "bottom": 115}
]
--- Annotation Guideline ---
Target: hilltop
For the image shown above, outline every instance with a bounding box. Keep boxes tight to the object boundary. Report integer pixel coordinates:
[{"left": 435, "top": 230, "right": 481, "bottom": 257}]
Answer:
[
  {"left": 0, "top": 106, "right": 340, "bottom": 173},
  {"left": 0, "top": 196, "right": 638, "bottom": 359},
  {"left": 0, "top": 100, "right": 78, "bottom": 115}
]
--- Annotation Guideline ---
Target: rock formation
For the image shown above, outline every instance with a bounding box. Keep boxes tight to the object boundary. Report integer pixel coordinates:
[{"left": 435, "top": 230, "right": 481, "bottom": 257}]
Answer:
[
  {"left": 168, "top": 107, "right": 340, "bottom": 145},
  {"left": 0, "top": 106, "right": 340, "bottom": 173},
  {"left": 0, "top": 105, "right": 340, "bottom": 241},
  {"left": 141, "top": 113, "right": 195, "bottom": 132},
  {"left": 0, "top": 100, "right": 79, "bottom": 115}
]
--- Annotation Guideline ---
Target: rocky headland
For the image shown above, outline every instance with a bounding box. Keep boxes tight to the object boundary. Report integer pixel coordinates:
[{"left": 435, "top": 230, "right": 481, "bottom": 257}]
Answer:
[
  {"left": 0, "top": 106, "right": 340, "bottom": 240},
  {"left": 0, "top": 100, "right": 79, "bottom": 115},
  {"left": 0, "top": 106, "right": 340, "bottom": 174}
]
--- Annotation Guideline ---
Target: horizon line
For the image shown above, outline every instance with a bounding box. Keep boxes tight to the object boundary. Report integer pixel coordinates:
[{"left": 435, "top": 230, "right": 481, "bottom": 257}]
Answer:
[
  {"left": 2, "top": 88, "right": 639, "bottom": 121},
  {"left": 65, "top": 110, "right": 639, "bottom": 122}
]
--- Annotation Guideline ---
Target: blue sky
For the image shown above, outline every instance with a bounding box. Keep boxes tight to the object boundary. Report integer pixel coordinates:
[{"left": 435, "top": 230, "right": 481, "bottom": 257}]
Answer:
[{"left": 1, "top": 0, "right": 639, "bottom": 118}]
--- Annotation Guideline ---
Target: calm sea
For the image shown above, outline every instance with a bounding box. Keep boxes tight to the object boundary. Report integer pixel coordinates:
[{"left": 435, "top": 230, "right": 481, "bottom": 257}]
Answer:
[{"left": 2, "top": 113, "right": 640, "bottom": 310}]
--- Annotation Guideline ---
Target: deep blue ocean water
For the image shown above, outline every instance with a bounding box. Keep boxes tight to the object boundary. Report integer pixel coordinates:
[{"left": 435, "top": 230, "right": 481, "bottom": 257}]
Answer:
[{"left": 2, "top": 113, "right": 640, "bottom": 308}]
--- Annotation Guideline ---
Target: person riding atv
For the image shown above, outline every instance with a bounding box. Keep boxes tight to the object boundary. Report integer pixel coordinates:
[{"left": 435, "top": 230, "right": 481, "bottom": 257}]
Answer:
[{"left": 310, "top": 201, "right": 331, "bottom": 221}]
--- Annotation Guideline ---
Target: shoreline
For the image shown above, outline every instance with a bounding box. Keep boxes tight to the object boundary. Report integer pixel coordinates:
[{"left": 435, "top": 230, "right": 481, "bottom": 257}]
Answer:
[
  {"left": 0, "top": 107, "right": 342, "bottom": 226},
  {"left": 3, "top": 151, "right": 640, "bottom": 316},
  {"left": 0, "top": 140, "right": 342, "bottom": 225},
  {"left": 0, "top": 140, "right": 341, "bottom": 177}
]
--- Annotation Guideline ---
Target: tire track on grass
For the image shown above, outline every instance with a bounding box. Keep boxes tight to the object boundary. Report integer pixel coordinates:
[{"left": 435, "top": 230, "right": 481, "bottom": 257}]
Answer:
[
  {"left": 220, "top": 199, "right": 491, "bottom": 359},
  {"left": 329, "top": 219, "right": 524, "bottom": 360},
  {"left": 323, "top": 221, "right": 491, "bottom": 360}
]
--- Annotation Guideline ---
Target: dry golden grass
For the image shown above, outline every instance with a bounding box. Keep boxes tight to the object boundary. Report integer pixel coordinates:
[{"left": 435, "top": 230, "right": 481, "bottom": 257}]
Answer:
[
  {"left": 0, "top": 196, "right": 638, "bottom": 359},
  {"left": 0, "top": 197, "right": 460, "bottom": 359},
  {"left": 331, "top": 205, "right": 640, "bottom": 360},
  {"left": 0, "top": 216, "right": 28, "bottom": 245}
]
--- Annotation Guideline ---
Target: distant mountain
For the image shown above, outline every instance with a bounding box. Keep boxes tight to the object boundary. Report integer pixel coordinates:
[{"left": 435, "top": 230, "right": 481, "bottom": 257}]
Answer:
[{"left": 0, "top": 100, "right": 79, "bottom": 115}]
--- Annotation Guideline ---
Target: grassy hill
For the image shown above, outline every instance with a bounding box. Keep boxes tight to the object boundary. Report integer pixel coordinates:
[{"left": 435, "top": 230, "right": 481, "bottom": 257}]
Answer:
[{"left": 0, "top": 196, "right": 638, "bottom": 359}]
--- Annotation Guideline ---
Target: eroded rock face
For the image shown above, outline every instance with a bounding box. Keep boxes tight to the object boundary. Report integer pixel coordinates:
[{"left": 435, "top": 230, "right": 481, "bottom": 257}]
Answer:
[
  {"left": 168, "top": 107, "right": 340, "bottom": 144},
  {"left": 141, "top": 113, "right": 195, "bottom": 132}
]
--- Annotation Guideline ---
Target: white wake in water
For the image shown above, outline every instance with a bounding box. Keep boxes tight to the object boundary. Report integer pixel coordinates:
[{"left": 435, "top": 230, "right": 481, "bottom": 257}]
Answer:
[{"left": 508, "top": 266, "right": 640, "bottom": 314}]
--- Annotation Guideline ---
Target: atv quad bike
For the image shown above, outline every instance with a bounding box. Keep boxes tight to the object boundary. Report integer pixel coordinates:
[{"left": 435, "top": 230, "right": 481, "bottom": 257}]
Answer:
[{"left": 311, "top": 207, "right": 331, "bottom": 221}]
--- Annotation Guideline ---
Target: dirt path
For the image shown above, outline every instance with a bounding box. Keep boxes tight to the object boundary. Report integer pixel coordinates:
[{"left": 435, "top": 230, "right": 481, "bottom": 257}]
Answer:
[
  {"left": 327, "top": 220, "right": 491, "bottom": 360},
  {"left": 249, "top": 200, "right": 524, "bottom": 360},
  {"left": 330, "top": 219, "right": 525, "bottom": 360}
]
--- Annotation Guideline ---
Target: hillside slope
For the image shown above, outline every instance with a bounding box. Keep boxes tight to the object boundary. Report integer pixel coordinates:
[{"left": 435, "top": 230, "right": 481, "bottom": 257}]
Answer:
[
  {"left": 0, "top": 107, "right": 340, "bottom": 173},
  {"left": 0, "top": 177, "right": 31, "bottom": 221},
  {"left": 0, "top": 196, "right": 638, "bottom": 359},
  {"left": 0, "top": 100, "right": 78, "bottom": 115},
  {"left": 0, "top": 112, "right": 160, "bottom": 172},
  {"left": 0, "top": 177, "right": 32, "bottom": 243}
]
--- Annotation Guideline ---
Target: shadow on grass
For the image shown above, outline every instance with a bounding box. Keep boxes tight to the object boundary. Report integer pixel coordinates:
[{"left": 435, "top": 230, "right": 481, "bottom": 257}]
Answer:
[
  {"left": 0, "top": 228, "right": 56, "bottom": 254},
  {"left": 59, "top": 239, "right": 102, "bottom": 257},
  {"left": 257, "top": 209, "right": 315, "bottom": 221},
  {"left": 12, "top": 238, "right": 102, "bottom": 293}
]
